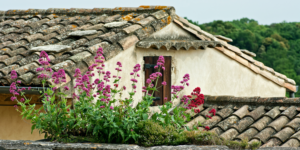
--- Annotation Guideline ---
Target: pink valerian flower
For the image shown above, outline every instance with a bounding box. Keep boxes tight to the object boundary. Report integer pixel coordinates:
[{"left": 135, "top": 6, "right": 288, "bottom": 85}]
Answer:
[
  {"left": 133, "top": 64, "right": 141, "bottom": 73},
  {"left": 53, "top": 87, "right": 57, "bottom": 91},
  {"left": 97, "top": 47, "right": 104, "bottom": 54},
  {"left": 206, "top": 115, "right": 212, "bottom": 119},
  {"left": 114, "top": 84, "right": 118, "bottom": 88},
  {"left": 88, "top": 64, "right": 98, "bottom": 71},
  {"left": 16, "top": 81, "right": 21, "bottom": 84},
  {"left": 14, "top": 105, "right": 18, "bottom": 110},
  {"left": 72, "top": 93, "right": 79, "bottom": 100},
  {"left": 180, "top": 73, "right": 190, "bottom": 85},
  {"left": 64, "top": 86, "right": 69, "bottom": 91},
  {"left": 94, "top": 78, "right": 100, "bottom": 84},
  {"left": 28, "top": 87, "right": 31, "bottom": 90},
  {"left": 38, "top": 73, "right": 49, "bottom": 79},
  {"left": 9, "top": 82, "right": 17, "bottom": 94},
  {"left": 117, "top": 61, "right": 122, "bottom": 67},
  {"left": 162, "top": 81, "right": 167, "bottom": 86},
  {"left": 164, "top": 97, "right": 168, "bottom": 100},
  {"left": 194, "top": 109, "right": 201, "bottom": 113},
  {"left": 146, "top": 79, "right": 152, "bottom": 84},
  {"left": 181, "top": 95, "right": 190, "bottom": 105},
  {"left": 150, "top": 84, "right": 154, "bottom": 88},
  {"left": 131, "top": 78, "right": 138, "bottom": 83},
  {"left": 123, "top": 86, "right": 126, "bottom": 90},
  {"left": 39, "top": 51, "right": 51, "bottom": 66},
  {"left": 132, "top": 84, "right": 137, "bottom": 89},
  {"left": 51, "top": 69, "right": 66, "bottom": 84},
  {"left": 10, "top": 70, "right": 18, "bottom": 80},
  {"left": 82, "top": 75, "right": 89, "bottom": 83},
  {"left": 204, "top": 126, "right": 210, "bottom": 131},
  {"left": 20, "top": 98, "right": 25, "bottom": 102},
  {"left": 74, "top": 68, "right": 82, "bottom": 78},
  {"left": 46, "top": 68, "right": 53, "bottom": 72},
  {"left": 36, "top": 67, "right": 44, "bottom": 72},
  {"left": 157, "top": 56, "right": 165, "bottom": 67},
  {"left": 11, "top": 97, "right": 17, "bottom": 101},
  {"left": 110, "top": 106, "right": 114, "bottom": 110},
  {"left": 100, "top": 106, "right": 105, "bottom": 108},
  {"left": 209, "top": 109, "right": 216, "bottom": 116}
]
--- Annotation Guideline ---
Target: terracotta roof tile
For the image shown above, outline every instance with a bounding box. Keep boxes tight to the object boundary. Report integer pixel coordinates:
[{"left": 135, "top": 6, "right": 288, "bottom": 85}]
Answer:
[
  {"left": 186, "top": 95, "right": 300, "bottom": 148},
  {"left": 220, "top": 128, "right": 239, "bottom": 140},
  {"left": 261, "top": 136, "right": 282, "bottom": 147}
]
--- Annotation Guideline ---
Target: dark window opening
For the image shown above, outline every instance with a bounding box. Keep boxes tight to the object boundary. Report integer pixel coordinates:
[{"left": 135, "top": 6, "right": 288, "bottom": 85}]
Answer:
[{"left": 144, "top": 56, "right": 171, "bottom": 106}]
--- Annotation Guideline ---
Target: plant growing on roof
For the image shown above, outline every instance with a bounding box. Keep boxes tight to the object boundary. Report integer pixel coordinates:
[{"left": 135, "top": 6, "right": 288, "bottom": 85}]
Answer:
[
  {"left": 10, "top": 51, "right": 73, "bottom": 140},
  {"left": 9, "top": 47, "right": 213, "bottom": 143}
]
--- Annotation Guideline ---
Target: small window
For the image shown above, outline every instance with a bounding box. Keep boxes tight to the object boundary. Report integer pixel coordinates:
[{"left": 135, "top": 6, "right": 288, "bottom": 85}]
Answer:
[{"left": 144, "top": 56, "right": 171, "bottom": 106}]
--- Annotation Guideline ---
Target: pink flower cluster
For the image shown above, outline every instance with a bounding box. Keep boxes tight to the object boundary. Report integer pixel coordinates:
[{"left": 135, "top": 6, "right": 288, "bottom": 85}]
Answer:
[
  {"left": 9, "top": 73, "right": 28, "bottom": 102},
  {"left": 130, "top": 64, "right": 141, "bottom": 91},
  {"left": 36, "top": 51, "right": 54, "bottom": 80},
  {"left": 115, "top": 61, "right": 122, "bottom": 73},
  {"left": 10, "top": 70, "right": 18, "bottom": 80},
  {"left": 180, "top": 74, "right": 190, "bottom": 86},
  {"left": 52, "top": 69, "right": 67, "bottom": 84},
  {"left": 154, "top": 56, "right": 165, "bottom": 70},
  {"left": 39, "top": 51, "right": 50, "bottom": 66}
]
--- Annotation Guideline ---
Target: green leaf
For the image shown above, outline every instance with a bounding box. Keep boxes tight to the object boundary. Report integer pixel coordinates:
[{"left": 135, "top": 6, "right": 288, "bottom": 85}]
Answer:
[
  {"left": 142, "top": 113, "right": 148, "bottom": 120},
  {"left": 118, "top": 129, "right": 125, "bottom": 141},
  {"left": 31, "top": 124, "right": 36, "bottom": 134}
]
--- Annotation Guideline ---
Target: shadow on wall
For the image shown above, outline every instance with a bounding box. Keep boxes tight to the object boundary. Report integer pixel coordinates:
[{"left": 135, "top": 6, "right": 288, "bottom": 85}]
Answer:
[{"left": 0, "top": 106, "right": 44, "bottom": 140}]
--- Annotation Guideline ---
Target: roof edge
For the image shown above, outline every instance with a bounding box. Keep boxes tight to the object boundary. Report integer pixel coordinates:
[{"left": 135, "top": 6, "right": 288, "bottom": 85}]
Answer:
[
  {"left": 204, "top": 95, "right": 300, "bottom": 110},
  {"left": 0, "top": 6, "right": 175, "bottom": 16}
]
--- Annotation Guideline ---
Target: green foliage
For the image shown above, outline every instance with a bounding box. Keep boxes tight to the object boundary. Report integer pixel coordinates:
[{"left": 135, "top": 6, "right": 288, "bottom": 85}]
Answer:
[
  {"left": 185, "top": 17, "right": 300, "bottom": 96},
  {"left": 12, "top": 53, "right": 193, "bottom": 143},
  {"left": 137, "top": 120, "right": 261, "bottom": 149},
  {"left": 137, "top": 120, "right": 187, "bottom": 146}
]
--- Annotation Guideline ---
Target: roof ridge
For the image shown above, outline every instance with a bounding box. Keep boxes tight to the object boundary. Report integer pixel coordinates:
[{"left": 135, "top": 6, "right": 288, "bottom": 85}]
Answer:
[
  {"left": 204, "top": 95, "right": 300, "bottom": 110},
  {"left": 0, "top": 6, "right": 175, "bottom": 16}
]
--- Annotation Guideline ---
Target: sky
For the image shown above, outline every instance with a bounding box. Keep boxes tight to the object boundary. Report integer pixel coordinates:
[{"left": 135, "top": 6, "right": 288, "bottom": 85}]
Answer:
[{"left": 1, "top": 0, "right": 299, "bottom": 25}]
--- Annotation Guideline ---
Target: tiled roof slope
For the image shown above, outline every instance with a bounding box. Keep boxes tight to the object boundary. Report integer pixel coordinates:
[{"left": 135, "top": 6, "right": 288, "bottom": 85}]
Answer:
[
  {"left": 0, "top": 6, "right": 177, "bottom": 88},
  {"left": 186, "top": 95, "right": 300, "bottom": 148},
  {"left": 0, "top": 6, "right": 296, "bottom": 92}
]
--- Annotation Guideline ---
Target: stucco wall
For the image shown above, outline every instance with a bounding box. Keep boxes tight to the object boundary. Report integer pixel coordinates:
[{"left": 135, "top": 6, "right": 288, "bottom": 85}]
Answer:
[
  {"left": 0, "top": 106, "right": 43, "bottom": 140},
  {"left": 136, "top": 47, "right": 286, "bottom": 99}
]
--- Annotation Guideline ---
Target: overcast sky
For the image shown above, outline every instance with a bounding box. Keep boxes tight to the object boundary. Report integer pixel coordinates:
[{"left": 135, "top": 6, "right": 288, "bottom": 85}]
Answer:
[{"left": 1, "top": 0, "right": 299, "bottom": 25}]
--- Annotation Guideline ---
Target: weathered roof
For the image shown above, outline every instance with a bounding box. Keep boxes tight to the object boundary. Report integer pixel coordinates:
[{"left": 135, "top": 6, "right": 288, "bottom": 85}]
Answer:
[
  {"left": 0, "top": 6, "right": 296, "bottom": 92},
  {"left": 187, "top": 95, "right": 300, "bottom": 148},
  {"left": 0, "top": 6, "right": 176, "bottom": 88}
]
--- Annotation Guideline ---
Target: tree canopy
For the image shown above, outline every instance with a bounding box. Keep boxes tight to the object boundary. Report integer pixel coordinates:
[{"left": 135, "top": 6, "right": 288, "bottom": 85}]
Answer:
[{"left": 185, "top": 17, "right": 300, "bottom": 96}]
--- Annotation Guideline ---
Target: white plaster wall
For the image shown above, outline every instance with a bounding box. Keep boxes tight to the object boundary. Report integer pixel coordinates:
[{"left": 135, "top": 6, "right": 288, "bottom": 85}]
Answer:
[
  {"left": 148, "top": 22, "right": 197, "bottom": 40},
  {"left": 88, "top": 45, "right": 285, "bottom": 107},
  {"left": 135, "top": 47, "right": 286, "bottom": 99}
]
